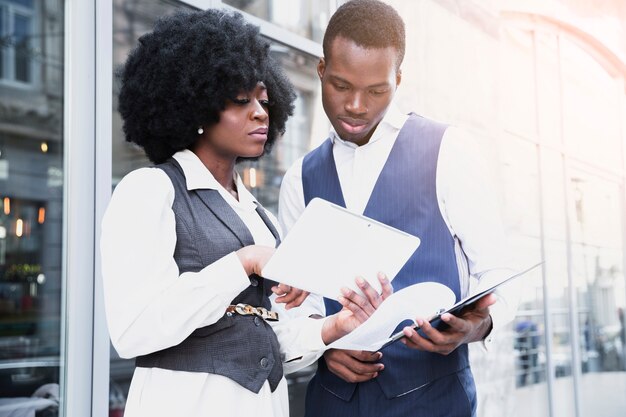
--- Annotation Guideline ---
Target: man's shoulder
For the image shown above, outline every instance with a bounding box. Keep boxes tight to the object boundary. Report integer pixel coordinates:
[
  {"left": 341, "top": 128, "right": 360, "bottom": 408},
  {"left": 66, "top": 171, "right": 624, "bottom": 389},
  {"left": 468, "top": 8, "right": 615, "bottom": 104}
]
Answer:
[
  {"left": 283, "top": 155, "right": 305, "bottom": 183},
  {"left": 405, "top": 113, "right": 450, "bottom": 131}
]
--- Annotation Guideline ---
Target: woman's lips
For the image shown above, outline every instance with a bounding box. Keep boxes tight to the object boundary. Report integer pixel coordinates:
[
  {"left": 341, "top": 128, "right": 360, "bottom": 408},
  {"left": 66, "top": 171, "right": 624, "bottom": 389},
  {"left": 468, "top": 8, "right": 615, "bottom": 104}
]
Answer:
[{"left": 249, "top": 127, "right": 268, "bottom": 140}]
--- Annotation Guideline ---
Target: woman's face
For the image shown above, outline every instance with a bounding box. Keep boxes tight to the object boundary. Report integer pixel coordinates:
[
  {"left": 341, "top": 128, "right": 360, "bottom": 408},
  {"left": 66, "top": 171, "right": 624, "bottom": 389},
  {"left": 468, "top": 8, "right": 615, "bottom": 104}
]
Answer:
[{"left": 202, "top": 82, "right": 270, "bottom": 160}]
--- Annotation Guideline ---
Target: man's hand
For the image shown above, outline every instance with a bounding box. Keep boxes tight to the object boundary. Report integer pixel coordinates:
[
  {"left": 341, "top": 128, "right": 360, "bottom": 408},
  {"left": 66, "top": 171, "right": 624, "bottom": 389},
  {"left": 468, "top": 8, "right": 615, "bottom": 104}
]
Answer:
[
  {"left": 401, "top": 293, "right": 496, "bottom": 355},
  {"left": 272, "top": 284, "right": 309, "bottom": 309},
  {"left": 323, "top": 349, "right": 384, "bottom": 383}
]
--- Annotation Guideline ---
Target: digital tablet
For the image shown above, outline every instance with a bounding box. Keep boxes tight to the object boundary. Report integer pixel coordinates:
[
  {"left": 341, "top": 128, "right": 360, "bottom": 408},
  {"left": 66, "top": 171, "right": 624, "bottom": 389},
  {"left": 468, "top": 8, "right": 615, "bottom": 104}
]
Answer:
[{"left": 262, "top": 198, "right": 421, "bottom": 300}]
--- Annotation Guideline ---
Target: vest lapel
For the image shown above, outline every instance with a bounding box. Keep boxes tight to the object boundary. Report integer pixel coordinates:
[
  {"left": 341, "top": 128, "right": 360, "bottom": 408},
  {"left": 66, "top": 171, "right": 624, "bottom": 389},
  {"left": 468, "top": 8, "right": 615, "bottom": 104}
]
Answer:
[
  {"left": 254, "top": 203, "right": 281, "bottom": 247},
  {"left": 302, "top": 138, "right": 346, "bottom": 207},
  {"left": 195, "top": 189, "right": 255, "bottom": 247},
  {"left": 363, "top": 114, "right": 416, "bottom": 217}
]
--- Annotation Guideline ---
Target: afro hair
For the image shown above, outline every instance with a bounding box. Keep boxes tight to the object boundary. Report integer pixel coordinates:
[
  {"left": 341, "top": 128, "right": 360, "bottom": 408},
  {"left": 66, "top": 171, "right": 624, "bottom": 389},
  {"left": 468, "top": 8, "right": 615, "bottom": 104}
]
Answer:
[
  {"left": 118, "top": 9, "right": 296, "bottom": 164},
  {"left": 323, "top": 0, "right": 405, "bottom": 70}
]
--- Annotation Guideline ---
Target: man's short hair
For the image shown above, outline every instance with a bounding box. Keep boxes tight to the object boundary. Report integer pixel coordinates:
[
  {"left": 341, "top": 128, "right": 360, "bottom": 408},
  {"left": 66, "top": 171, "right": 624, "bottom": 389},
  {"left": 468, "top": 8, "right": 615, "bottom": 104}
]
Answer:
[{"left": 323, "top": 0, "right": 405, "bottom": 69}]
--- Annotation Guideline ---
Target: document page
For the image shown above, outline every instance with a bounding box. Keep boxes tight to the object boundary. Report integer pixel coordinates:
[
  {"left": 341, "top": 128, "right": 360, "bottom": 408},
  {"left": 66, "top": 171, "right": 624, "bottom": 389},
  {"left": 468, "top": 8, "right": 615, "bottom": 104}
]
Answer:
[
  {"left": 329, "top": 262, "right": 542, "bottom": 351},
  {"left": 328, "top": 282, "right": 456, "bottom": 351}
]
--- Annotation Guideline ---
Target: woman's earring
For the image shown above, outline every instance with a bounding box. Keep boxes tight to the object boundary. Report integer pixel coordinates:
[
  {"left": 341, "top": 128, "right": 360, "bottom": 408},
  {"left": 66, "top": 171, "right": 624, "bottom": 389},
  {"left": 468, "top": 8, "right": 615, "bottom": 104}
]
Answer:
[{"left": 197, "top": 127, "right": 204, "bottom": 135}]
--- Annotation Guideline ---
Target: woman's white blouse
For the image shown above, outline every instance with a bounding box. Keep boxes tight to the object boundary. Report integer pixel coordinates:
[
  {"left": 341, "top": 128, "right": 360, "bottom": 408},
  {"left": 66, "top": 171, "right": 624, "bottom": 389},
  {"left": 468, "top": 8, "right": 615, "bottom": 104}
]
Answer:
[{"left": 101, "top": 150, "right": 326, "bottom": 417}]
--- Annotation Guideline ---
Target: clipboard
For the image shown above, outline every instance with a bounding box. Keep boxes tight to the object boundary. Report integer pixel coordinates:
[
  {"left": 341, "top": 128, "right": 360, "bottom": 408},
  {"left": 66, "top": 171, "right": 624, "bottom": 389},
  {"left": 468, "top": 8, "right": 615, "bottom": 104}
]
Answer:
[
  {"left": 382, "top": 262, "right": 543, "bottom": 348},
  {"left": 262, "top": 198, "right": 421, "bottom": 300}
]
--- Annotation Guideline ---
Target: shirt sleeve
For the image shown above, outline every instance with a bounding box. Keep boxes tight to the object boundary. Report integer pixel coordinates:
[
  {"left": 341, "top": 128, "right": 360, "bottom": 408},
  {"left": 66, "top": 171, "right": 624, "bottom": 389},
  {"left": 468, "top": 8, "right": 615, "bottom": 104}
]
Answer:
[
  {"left": 277, "top": 157, "right": 306, "bottom": 235},
  {"left": 437, "top": 127, "right": 521, "bottom": 345},
  {"left": 100, "top": 168, "right": 250, "bottom": 359},
  {"left": 269, "top": 305, "right": 329, "bottom": 374},
  {"left": 273, "top": 158, "right": 329, "bottom": 371}
]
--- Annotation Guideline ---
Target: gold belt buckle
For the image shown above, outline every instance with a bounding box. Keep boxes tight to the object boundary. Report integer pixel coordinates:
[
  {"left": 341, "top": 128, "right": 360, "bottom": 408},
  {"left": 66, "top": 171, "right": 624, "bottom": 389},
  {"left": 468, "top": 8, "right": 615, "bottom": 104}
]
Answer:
[{"left": 232, "top": 303, "right": 279, "bottom": 321}]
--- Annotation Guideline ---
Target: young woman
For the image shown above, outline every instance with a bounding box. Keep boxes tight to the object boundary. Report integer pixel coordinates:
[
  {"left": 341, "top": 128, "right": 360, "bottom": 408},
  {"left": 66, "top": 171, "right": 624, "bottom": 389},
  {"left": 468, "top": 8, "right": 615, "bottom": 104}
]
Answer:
[{"left": 101, "top": 9, "right": 390, "bottom": 417}]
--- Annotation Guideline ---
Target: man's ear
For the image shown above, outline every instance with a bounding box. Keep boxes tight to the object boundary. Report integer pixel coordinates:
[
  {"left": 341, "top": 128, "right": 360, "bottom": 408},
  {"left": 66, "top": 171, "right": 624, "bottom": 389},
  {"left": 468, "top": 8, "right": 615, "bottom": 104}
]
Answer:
[
  {"left": 395, "top": 68, "right": 402, "bottom": 88},
  {"left": 317, "top": 58, "right": 326, "bottom": 80}
]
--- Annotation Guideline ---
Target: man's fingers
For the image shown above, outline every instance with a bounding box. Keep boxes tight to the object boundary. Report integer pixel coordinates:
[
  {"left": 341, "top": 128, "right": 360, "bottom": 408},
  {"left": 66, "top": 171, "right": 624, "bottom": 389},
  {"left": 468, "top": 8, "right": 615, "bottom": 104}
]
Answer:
[
  {"left": 328, "top": 362, "right": 378, "bottom": 383},
  {"left": 417, "top": 318, "right": 452, "bottom": 345},
  {"left": 284, "top": 290, "right": 309, "bottom": 309},
  {"left": 404, "top": 318, "right": 460, "bottom": 353},
  {"left": 401, "top": 326, "right": 436, "bottom": 351},
  {"left": 271, "top": 283, "right": 290, "bottom": 295},
  {"left": 324, "top": 350, "right": 384, "bottom": 382},
  {"left": 350, "top": 350, "right": 383, "bottom": 363},
  {"left": 475, "top": 293, "right": 497, "bottom": 310},
  {"left": 439, "top": 313, "right": 467, "bottom": 331},
  {"left": 274, "top": 284, "right": 307, "bottom": 307}
]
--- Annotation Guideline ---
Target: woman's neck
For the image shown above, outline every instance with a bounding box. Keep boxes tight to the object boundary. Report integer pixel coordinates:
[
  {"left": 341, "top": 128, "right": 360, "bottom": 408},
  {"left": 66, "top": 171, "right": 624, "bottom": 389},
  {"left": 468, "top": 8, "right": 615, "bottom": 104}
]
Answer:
[{"left": 191, "top": 147, "right": 238, "bottom": 196}]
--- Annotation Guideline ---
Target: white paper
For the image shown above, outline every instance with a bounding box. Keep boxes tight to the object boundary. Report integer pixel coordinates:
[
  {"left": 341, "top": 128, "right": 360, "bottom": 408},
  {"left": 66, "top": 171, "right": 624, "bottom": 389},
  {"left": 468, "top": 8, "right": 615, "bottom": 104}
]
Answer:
[
  {"left": 262, "top": 198, "right": 420, "bottom": 300},
  {"left": 328, "top": 282, "right": 456, "bottom": 351}
]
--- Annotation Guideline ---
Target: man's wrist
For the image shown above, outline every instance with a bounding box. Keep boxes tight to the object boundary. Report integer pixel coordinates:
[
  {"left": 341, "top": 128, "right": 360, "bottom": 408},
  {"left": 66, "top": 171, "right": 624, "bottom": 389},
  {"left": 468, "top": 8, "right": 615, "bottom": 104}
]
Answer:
[{"left": 482, "top": 314, "right": 493, "bottom": 339}]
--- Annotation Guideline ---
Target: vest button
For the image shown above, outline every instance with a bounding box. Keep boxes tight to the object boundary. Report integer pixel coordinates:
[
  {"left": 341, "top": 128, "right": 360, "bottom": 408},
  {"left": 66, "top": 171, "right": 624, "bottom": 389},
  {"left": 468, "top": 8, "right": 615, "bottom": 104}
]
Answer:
[
  {"left": 254, "top": 317, "right": 261, "bottom": 326},
  {"left": 250, "top": 277, "right": 259, "bottom": 287},
  {"left": 260, "top": 357, "right": 269, "bottom": 368}
]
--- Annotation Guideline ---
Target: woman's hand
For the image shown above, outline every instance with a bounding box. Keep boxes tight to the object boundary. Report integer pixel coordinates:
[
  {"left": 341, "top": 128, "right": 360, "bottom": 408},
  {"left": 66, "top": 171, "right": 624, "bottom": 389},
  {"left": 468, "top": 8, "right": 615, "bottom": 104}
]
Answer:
[
  {"left": 236, "top": 245, "right": 275, "bottom": 276},
  {"left": 272, "top": 284, "right": 309, "bottom": 309},
  {"left": 322, "top": 272, "right": 393, "bottom": 344}
]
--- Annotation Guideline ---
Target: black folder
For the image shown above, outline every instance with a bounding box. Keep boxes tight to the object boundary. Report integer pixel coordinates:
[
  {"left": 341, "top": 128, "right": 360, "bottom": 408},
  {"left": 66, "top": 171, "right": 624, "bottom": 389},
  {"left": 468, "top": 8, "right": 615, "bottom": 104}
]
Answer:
[{"left": 383, "top": 262, "right": 543, "bottom": 348}]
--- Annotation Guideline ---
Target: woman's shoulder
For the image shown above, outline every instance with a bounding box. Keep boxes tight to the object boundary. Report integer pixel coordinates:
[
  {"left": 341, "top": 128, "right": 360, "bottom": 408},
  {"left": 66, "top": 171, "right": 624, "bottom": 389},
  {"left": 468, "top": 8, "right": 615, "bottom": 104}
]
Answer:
[
  {"left": 116, "top": 166, "right": 171, "bottom": 190},
  {"left": 111, "top": 166, "right": 174, "bottom": 205}
]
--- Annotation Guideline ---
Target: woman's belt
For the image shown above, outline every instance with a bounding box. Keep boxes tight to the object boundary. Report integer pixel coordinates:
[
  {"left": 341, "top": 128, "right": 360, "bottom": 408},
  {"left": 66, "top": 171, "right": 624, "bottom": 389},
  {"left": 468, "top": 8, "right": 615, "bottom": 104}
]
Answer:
[{"left": 225, "top": 303, "right": 279, "bottom": 321}]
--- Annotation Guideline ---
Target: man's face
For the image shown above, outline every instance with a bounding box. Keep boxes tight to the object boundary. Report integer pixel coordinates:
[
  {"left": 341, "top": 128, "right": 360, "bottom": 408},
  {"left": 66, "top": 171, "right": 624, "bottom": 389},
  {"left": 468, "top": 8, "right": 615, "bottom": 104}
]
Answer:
[{"left": 318, "top": 36, "right": 401, "bottom": 146}]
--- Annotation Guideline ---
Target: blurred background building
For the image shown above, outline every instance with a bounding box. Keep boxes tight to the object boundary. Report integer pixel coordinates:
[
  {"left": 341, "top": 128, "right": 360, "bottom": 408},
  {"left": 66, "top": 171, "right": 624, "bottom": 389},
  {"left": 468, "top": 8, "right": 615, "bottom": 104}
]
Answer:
[{"left": 0, "top": 1, "right": 624, "bottom": 416}]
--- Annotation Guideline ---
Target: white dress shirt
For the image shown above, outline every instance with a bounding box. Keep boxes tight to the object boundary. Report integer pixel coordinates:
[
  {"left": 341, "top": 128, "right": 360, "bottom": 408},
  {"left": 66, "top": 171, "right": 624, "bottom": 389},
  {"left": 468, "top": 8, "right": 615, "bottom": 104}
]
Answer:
[
  {"left": 101, "top": 150, "right": 326, "bottom": 417},
  {"left": 278, "top": 105, "right": 520, "bottom": 346}
]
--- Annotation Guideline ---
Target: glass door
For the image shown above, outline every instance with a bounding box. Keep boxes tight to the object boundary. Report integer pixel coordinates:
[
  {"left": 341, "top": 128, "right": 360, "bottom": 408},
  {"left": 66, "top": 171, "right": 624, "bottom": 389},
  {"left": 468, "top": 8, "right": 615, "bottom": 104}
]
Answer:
[{"left": 0, "top": 0, "right": 64, "bottom": 415}]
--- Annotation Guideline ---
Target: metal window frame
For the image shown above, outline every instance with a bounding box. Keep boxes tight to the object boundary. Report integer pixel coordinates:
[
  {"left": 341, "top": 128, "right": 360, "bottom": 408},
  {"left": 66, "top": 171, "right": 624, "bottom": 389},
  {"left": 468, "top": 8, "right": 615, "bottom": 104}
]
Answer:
[
  {"left": 183, "top": 0, "right": 325, "bottom": 57},
  {"left": 93, "top": 0, "right": 112, "bottom": 415},
  {"left": 62, "top": 0, "right": 112, "bottom": 415}
]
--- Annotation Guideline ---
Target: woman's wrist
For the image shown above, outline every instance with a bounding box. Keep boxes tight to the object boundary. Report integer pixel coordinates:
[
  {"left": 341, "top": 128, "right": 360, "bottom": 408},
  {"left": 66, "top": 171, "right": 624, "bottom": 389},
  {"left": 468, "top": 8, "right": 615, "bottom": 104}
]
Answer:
[{"left": 321, "top": 314, "right": 348, "bottom": 345}]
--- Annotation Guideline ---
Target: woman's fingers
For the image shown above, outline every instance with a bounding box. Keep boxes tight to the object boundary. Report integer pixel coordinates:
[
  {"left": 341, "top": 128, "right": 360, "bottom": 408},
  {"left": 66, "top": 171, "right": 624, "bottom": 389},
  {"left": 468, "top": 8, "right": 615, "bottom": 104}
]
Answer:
[
  {"left": 378, "top": 272, "right": 393, "bottom": 300},
  {"left": 339, "top": 287, "right": 374, "bottom": 322},
  {"left": 355, "top": 277, "right": 384, "bottom": 309}
]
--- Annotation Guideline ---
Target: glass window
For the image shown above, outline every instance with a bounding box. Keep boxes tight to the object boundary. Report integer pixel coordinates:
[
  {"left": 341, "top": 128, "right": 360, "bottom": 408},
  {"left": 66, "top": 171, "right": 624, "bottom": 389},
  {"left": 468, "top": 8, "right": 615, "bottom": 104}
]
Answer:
[
  {"left": 534, "top": 33, "right": 561, "bottom": 147},
  {"left": 500, "top": 28, "right": 537, "bottom": 140},
  {"left": 0, "top": 0, "right": 63, "bottom": 414},
  {"left": 567, "top": 169, "right": 626, "bottom": 415},
  {"left": 223, "top": 0, "right": 333, "bottom": 43},
  {"left": 500, "top": 134, "right": 541, "bottom": 238},
  {"left": 13, "top": 12, "right": 31, "bottom": 82},
  {"left": 0, "top": 0, "right": 35, "bottom": 84},
  {"left": 7, "top": 0, "right": 33, "bottom": 7},
  {"left": 561, "top": 39, "right": 623, "bottom": 174},
  {"left": 0, "top": 6, "right": 5, "bottom": 79},
  {"left": 111, "top": 2, "right": 325, "bottom": 415}
]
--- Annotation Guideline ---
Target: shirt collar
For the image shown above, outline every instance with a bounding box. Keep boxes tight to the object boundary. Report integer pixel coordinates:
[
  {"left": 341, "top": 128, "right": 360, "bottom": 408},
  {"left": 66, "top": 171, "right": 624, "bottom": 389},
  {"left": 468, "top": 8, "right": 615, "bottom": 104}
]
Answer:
[
  {"left": 330, "top": 103, "right": 408, "bottom": 148},
  {"left": 172, "top": 149, "right": 258, "bottom": 206}
]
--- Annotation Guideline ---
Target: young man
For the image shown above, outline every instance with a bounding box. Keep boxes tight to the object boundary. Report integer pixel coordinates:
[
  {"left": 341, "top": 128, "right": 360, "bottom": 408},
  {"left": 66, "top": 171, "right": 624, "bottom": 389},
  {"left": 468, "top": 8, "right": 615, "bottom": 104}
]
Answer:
[{"left": 278, "top": 1, "right": 518, "bottom": 416}]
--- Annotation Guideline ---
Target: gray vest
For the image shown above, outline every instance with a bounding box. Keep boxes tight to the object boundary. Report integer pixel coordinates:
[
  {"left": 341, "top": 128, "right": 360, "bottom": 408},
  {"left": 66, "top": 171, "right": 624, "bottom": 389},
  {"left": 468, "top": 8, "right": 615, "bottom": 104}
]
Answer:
[{"left": 135, "top": 158, "right": 283, "bottom": 393}]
